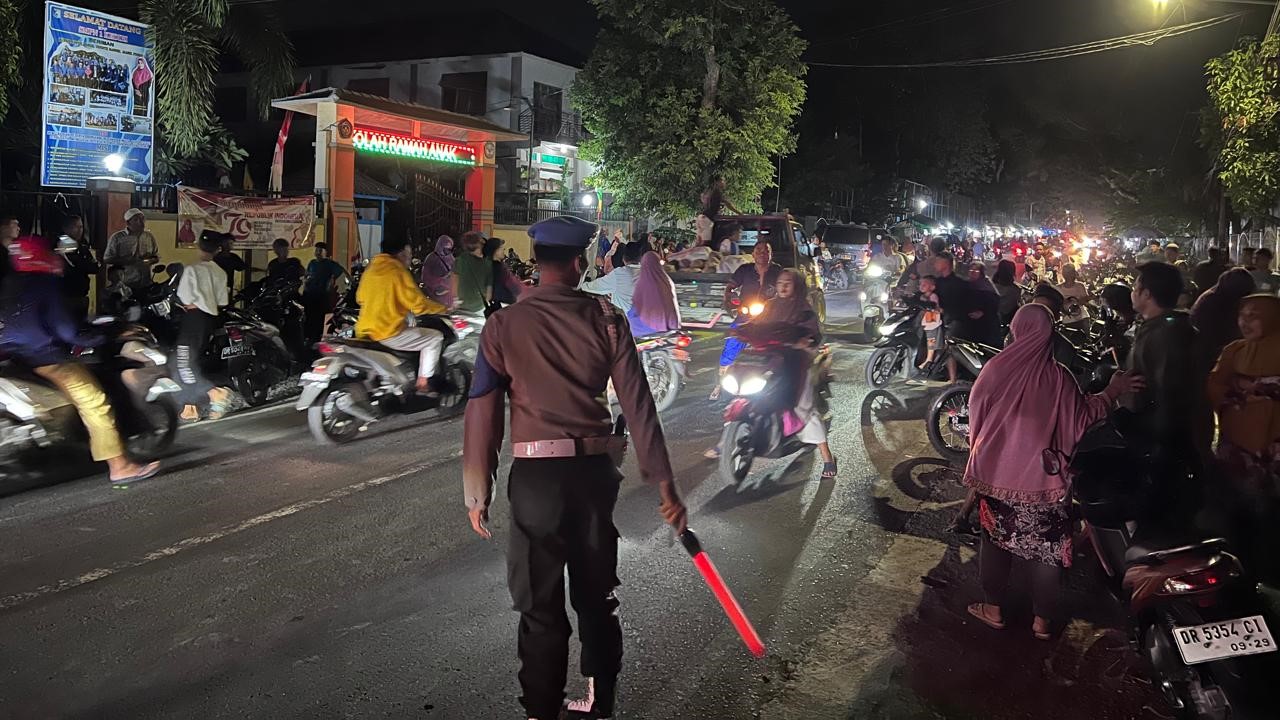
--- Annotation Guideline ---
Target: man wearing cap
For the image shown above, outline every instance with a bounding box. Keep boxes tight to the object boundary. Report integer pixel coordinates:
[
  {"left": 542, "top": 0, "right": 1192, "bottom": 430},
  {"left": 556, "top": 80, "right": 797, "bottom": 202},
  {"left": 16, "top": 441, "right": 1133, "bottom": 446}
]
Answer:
[
  {"left": 103, "top": 208, "right": 158, "bottom": 291},
  {"left": 463, "top": 215, "right": 688, "bottom": 720}
]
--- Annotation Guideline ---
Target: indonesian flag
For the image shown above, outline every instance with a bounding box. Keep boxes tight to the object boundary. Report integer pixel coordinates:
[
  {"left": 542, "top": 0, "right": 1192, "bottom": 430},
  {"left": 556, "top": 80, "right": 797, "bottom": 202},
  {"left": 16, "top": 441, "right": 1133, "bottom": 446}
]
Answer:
[{"left": 268, "top": 77, "right": 310, "bottom": 192}]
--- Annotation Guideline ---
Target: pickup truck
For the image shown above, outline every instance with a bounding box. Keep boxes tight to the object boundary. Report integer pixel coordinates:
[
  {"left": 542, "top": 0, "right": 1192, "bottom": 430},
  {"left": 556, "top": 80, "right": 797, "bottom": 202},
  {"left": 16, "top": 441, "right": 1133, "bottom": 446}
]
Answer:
[{"left": 669, "top": 214, "right": 826, "bottom": 327}]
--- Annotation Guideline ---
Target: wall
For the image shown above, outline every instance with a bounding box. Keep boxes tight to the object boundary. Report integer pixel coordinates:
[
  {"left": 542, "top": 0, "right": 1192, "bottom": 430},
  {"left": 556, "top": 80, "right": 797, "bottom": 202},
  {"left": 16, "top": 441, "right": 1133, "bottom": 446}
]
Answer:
[{"left": 490, "top": 223, "right": 531, "bottom": 260}]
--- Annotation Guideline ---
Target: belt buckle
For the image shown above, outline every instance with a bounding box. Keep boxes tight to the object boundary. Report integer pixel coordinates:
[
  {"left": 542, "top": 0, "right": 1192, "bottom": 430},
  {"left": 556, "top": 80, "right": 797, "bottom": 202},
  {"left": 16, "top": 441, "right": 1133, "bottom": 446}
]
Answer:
[{"left": 523, "top": 441, "right": 542, "bottom": 457}]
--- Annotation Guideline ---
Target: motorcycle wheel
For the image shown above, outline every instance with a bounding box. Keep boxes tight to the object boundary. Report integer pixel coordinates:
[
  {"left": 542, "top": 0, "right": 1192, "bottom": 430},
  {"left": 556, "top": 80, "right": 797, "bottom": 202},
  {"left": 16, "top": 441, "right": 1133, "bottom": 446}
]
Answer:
[
  {"left": 436, "top": 362, "right": 472, "bottom": 417},
  {"left": 232, "top": 361, "right": 271, "bottom": 407},
  {"left": 307, "top": 384, "right": 364, "bottom": 444},
  {"left": 645, "top": 352, "right": 682, "bottom": 413},
  {"left": 719, "top": 421, "right": 754, "bottom": 485},
  {"left": 126, "top": 398, "right": 178, "bottom": 461},
  {"left": 927, "top": 383, "right": 972, "bottom": 466},
  {"left": 865, "top": 346, "right": 905, "bottom": 388}
]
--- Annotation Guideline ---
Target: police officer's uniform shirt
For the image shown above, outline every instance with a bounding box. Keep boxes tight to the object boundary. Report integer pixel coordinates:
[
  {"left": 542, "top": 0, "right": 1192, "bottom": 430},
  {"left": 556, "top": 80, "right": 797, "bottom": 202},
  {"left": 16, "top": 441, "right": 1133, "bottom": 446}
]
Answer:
[{"left": 462, "top": 284, "right": 674, "bottom": 510}]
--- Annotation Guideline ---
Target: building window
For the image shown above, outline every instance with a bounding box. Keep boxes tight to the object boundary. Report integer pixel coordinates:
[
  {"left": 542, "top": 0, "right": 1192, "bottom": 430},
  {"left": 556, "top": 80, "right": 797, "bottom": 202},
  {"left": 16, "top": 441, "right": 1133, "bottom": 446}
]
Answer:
[
  {"left": 346, "top": 77, "right": 390, "bottom": 98},
  {"left": 440, "top": 72, "right": 487, "bottom": 115},
  {"left": 213, "top": 86, "right": 248, "bottom": 123},
  {"left": 532, "top": 82, "right": 562, "bottom": 137}
]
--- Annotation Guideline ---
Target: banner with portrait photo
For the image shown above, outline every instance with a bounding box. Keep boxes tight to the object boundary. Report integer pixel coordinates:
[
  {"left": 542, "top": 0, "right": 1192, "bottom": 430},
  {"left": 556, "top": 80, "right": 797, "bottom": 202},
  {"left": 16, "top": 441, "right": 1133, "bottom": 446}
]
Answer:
[
  {"left": 42, "top": 2, "right": 155, "bottom": 187},
  {"left": 177, "top": 187, "right": 317, "bottom": 251}
]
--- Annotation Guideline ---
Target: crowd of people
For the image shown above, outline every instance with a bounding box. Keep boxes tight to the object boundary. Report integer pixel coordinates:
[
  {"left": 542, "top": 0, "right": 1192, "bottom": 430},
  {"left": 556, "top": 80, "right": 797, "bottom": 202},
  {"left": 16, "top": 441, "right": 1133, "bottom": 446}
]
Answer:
[
  {"left": 49, "top": 51, "right": 129, "bottom": 95},
  {"left": 947, "top": 241, "right": 1280, "bottom": 639}
]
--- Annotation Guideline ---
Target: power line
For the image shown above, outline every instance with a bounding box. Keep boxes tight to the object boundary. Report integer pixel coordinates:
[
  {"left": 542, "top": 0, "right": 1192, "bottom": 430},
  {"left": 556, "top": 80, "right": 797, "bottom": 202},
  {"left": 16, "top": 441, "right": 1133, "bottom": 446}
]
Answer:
[
  {"left": 810, "top": 13, "right": 1242, "bottom": 69},
  {"left": 809, "top": 0, "right": 1021, "bottom": 47}
]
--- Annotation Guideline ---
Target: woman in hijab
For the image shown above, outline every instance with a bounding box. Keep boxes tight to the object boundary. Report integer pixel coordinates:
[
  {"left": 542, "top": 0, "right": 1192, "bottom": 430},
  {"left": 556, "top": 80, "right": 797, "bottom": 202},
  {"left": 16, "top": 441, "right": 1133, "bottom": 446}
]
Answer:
[
  {"left": 1192, "top": 267, "right": 1256, "bottom": 367},
  {"left": 1207, "top": 294, "right": 1280, "bottom": 581},
  {"left": 748, "top": 270, "right": 836, "bottom": 477},
  {"left": 628, "top": 250, "right": 681, "bottom": 337},
  {"left": 421, "top": 235, "right": 455, "bottom": 307},
  {"left": 964, "top": 304, "right": 1142, "bottom": 639}
]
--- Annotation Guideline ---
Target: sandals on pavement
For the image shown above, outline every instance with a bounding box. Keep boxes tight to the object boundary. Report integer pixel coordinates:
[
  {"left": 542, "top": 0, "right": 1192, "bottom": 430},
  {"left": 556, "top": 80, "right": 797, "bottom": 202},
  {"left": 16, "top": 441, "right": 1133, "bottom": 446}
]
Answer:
[
  {"left": 821, "top": 459, "right": 838, "bottom": 478},
  {"left": 110, "top": 461, "right": 161, "bottom": 485},
  {"left": 1032, "top": 618, "right": 1053, "bottom": 641},
  {"left": 966, "top": 602, "right": 1006, "bottom": 630}
]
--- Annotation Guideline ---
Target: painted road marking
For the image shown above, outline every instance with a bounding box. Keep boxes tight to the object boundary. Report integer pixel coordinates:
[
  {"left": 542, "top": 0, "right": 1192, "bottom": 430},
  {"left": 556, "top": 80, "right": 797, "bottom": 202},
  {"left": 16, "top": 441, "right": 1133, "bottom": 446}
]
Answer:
[{"left": 0, "top": 454, "right": 458, "bottom": 612}]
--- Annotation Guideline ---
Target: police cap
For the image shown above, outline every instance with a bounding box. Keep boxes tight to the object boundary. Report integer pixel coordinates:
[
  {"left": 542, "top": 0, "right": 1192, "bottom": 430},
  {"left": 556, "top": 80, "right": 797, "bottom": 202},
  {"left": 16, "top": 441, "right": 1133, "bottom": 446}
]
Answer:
[{"left": 527, "top": 215, "right": 598, "bottom": 248}]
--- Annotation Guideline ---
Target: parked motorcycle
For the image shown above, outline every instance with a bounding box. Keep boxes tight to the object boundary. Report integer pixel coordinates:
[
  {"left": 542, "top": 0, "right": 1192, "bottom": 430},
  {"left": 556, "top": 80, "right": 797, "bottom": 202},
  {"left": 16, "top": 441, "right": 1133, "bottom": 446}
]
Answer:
[
  {"left": 635, "top": 330, "right": 692, "bottom": 413},
  {"left": 715, "top": 326, "right": 833, "bottom": 484},
  {"left": 206, "top": 304, "right": 294, "bottom": 407},
  {"left": 864, "top": 299, "right": 925, "bottom": 388},
  {"left": 0, "top": 320, "right": 179, "bottom": 477},
  {"left": 237, "top": 278, "right": 308, "bottom": 364},
  {"left": 1071, "top": 419, "right": 1278, "bottom": 719},
  {"left": 297, "top": 315, "right": 472, "bottom": 444},
  {"left": 925, "top": 337, "right": 1001, "bottom": 465}
]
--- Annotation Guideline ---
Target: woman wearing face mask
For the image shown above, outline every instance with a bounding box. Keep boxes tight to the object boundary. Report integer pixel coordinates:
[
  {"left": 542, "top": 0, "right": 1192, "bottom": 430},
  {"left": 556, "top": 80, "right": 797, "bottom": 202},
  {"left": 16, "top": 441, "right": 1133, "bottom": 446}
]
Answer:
[{"left": 421, "top": 235, "right": 456, "bottom": 308}]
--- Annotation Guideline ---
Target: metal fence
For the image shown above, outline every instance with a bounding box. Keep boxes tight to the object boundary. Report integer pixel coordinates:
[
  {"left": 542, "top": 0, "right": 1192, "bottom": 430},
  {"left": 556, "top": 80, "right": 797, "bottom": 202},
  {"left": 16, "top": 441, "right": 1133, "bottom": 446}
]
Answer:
[
  {"left": 493, "top": 206, "right": 632, "bottom": 226},
  {"left": 0, "top": 188, "right": 96, "bottom": 238}
]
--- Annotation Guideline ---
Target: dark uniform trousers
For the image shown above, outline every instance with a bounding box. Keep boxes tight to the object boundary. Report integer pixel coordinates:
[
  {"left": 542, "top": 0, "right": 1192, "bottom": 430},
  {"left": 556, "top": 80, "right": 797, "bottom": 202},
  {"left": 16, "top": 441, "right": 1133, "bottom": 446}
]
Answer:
[{"left": 507, "top": 455, "right": 623, "bottom": 719}]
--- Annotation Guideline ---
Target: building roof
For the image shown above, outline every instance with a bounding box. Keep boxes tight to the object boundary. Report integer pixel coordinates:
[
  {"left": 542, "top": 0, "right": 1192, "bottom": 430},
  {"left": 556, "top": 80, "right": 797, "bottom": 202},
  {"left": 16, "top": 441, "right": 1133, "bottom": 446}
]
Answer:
[
  {"left": 272, "top": 87, "right": 527, "bottom": 143},
  {"left": 354, "top": 172, "right": 403, "bottom": 200}
]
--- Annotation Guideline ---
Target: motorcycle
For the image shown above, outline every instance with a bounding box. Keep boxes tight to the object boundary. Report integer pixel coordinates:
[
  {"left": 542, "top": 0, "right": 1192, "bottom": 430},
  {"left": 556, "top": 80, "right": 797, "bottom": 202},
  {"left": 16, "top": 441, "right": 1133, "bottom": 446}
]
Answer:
[
  {"left": 634, "top": 330, "right": 692, "bottom": 413},
  {"left": 205, "top": 304, "right": 294, "bottom": 407},
  {"left": 1071, "top": 419, "right": 1278, "bottom": 719},
  {"left": 926, "top": 329, "right": 1116, "bottom": 465},
  {"left": 858, "top": 263, "right": 893, "bottom": 337},
  {"left": 296, "top": 315, "right": 473, "bottom": 444},
  {"left": 0, "top": 320, "right": 180, "bottom": 477},
  {"left": 864, "top": 299, "right": 925, "bottom": 388},
  {"left": 715, "top": 325, "right": 833, "bottom": 484},
  {"left": 237, "top": 279, "right": 308, "bottom": 365},
  {"left": 821, "top": 257, "right": 852, "bottom": 291}
]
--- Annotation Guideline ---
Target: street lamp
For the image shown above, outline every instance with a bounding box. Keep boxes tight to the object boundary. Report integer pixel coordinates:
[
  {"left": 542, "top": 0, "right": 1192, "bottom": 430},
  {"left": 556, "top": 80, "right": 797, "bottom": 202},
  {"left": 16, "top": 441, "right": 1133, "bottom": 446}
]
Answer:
[
  {"left": 102, "top": 152, "right": 124, "bottom": 175},
  {"left": 578, "top": 191, "right": 596, "bottom": 208},
  {"left": 915, "top": 197, "right": 928, "bottom": 211}
]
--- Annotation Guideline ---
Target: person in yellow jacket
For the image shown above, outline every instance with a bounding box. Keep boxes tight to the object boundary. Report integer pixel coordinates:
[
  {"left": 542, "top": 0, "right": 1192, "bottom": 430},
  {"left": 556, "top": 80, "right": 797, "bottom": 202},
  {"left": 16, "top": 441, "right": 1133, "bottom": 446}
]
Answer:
[{"left": 356, "top": 235, "right": 448, "bottom": 395}]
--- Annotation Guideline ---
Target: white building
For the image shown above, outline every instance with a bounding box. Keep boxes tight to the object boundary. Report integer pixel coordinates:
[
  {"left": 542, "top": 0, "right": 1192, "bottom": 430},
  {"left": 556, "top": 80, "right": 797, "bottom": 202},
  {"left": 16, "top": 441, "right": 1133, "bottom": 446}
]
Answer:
[{"left": 219, "top": 51, "right": 592, "bottom": 221}]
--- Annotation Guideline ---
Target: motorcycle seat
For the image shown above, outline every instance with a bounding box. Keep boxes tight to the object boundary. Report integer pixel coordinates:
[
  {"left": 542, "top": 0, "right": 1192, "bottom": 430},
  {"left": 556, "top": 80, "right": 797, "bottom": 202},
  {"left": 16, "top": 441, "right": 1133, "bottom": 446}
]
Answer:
[
  {"left": 1125, "top": 537, "right": 1228, "bottom": 566},
  {"left": 336, "top": 338, "right": 419, "bottom": 360}
]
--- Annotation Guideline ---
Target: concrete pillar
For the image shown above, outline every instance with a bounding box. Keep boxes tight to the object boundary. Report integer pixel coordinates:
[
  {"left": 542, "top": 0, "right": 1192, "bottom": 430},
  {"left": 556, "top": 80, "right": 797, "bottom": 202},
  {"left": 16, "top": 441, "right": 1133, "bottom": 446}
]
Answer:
[
  {"left": 467, "top": 140, "right": 497, "bottom": 236},
  {"left": 85, "top": 176, "right": 135, "bottom": 255},
  {"left": 320, "top": 103, "right": 359, "bottom": 267}
]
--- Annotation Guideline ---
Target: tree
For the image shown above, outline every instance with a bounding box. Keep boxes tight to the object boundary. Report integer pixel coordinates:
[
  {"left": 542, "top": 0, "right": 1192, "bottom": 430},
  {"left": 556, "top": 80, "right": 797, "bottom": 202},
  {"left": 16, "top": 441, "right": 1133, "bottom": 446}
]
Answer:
[
  {"left": 572, "top": 0, "right": 807, "bottom": 216},
  {"left": 1202, "top": 35, "right": 1280, "bottom": 221},
  {"left": 141, "top": 0, "right": 295, "bottom": 174},
  {"left": 0, "top": 0, "right": 21, "bottom": 124}
]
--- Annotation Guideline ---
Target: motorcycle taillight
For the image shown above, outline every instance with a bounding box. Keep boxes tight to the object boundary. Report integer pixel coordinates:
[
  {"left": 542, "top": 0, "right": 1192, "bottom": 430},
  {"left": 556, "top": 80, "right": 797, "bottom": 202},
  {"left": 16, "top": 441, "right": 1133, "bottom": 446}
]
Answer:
[
  {"left": 1160, "top": 556, "right": 1241, "bottom": 595},
  {"left": 316, "top": 342, "right": 343, "bottom": 355},
  {"left": 675, "top": 334, "right": 692, "bottom": 349}
]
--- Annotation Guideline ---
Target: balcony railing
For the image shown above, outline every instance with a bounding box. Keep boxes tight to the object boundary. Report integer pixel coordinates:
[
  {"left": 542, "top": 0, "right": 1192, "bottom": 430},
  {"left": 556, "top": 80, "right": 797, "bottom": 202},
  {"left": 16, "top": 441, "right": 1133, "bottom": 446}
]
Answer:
[
  {"left": 519, "top": 109, "right": 588, "bottom": 145},
  {"left": 494, "top": 205, "right": 631, "bottom": 227}
]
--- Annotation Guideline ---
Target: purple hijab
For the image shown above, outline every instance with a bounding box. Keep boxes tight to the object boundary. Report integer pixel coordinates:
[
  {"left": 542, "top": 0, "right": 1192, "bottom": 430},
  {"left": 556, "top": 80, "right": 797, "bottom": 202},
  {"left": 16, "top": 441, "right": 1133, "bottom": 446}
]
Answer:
[
  {"left": 422, "top": 235, "right": 456, "bottom": 307},
  {"left": 629, "top": 252, "right": 681, "bottom": 335}
]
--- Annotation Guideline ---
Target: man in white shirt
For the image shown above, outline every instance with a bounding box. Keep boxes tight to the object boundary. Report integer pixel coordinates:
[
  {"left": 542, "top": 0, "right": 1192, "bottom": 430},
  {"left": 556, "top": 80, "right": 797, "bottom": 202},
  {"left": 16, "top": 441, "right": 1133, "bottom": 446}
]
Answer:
[
  {"left": 173, "top": 232, "right": 231, "bottom": 420},
  {"left": 580, "top": 240, "right": 644, "bottom": 313}
]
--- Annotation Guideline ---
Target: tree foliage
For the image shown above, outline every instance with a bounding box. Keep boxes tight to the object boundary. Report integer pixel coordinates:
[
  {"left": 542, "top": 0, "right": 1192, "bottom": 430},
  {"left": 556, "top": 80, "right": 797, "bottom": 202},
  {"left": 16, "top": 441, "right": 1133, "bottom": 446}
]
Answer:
[
  {"left": 572, "top": 0, "right": 807, "bottom": 216},
  {"left": 0, "top": 0, "right": 22, "bottom": 124},
  {"left": 1202, "top": 35, "right": 1280, "bottom": 220},
  {"left": 141, "top": 0, "right": 295, "bottom": 167}
]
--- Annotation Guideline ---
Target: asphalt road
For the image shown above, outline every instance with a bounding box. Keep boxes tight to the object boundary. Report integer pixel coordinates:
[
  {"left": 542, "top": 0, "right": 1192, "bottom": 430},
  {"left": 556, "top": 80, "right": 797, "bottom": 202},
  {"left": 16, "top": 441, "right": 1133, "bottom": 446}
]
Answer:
[{"left": 0, "top": 292, "right": 1164, "bottom": 719}]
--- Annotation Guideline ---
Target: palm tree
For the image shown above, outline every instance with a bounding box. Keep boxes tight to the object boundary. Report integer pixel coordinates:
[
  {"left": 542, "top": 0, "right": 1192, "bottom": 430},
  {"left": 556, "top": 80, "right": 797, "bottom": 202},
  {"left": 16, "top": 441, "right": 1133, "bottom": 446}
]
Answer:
[{"left": 141, "top": 0, "right": 296, "bottom": 171}]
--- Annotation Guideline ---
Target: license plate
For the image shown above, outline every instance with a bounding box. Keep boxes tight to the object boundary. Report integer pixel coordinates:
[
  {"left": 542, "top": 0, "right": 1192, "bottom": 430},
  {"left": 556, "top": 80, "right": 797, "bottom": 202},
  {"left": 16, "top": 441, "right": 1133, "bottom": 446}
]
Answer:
[
  {"left": 671, "top": 349, "right": 691, "bottom": 362},
  {"left": 299, "top": 372, "right": 331, "bottom": 383},
  {"left": 1174, "top": 615, "right": 1276, "bottom": 665},
  {"left": 220, "top": 343, "right": 250, "bottom": 360}
]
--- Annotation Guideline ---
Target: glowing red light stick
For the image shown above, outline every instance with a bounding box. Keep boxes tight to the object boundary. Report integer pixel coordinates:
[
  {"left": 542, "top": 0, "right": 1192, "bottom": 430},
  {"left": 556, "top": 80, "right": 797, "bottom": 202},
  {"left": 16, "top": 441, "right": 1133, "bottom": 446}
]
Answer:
[{"left": 679, "top": 529, "right": 766, "bottom": 658}]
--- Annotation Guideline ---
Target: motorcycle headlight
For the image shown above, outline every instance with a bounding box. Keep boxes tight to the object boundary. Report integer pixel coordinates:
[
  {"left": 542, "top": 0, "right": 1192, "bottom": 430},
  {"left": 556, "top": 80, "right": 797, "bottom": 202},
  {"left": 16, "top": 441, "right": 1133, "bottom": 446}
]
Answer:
[
  {"left": 748, "top": 302, "right": 765, "bottom": 316},
  {"left": 859, "top": 291, "right": 868, "bottom": 301},
  {"left": 879, "top": 321, "right": 899, "bottom": 336},
  {"left": 880, "top": 292, "right": 889, "bottom": 303},
  {"left": 739, "top": 375, "right": 767, "bottom": 395},
  {"left": 720, "top": 374, "right": 739, "bottom": 395},
  {"left": 866, "top": 265, "right": 885, "bottom": 278}
]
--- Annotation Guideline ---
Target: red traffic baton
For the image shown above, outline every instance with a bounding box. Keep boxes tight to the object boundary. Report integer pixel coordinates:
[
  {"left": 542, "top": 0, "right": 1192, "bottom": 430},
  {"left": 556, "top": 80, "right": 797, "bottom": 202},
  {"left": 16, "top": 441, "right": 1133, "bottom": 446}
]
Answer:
[{"left": 679, "top": 529, "right": 766, "bottom": 658}]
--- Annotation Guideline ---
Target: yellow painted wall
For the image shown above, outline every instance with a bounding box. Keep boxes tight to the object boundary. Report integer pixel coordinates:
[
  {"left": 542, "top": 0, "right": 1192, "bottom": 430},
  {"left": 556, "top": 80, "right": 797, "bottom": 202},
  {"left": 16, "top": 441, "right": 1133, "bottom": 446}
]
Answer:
[
  {"left": 490, "top": 224, "right": 532, "bottom": 260},
  {"left": 143, "top": 211, "right": 326, "bottom": 292}
]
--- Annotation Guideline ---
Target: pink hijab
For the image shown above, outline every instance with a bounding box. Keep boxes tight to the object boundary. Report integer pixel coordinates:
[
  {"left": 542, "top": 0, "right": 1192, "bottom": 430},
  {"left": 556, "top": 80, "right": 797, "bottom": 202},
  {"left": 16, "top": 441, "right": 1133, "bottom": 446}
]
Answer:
[
  {"left": 962, "top": 304, "right": 1114, "bottom": 504},
  {"left": 631, "top": 251, "right": 680, "bottom": 332}
]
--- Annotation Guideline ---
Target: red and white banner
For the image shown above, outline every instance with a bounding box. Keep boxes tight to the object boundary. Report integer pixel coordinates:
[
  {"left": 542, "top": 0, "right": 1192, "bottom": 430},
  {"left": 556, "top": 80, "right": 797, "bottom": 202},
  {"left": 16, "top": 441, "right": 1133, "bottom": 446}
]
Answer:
[
  {"left": 177, "top": 186, "right": 315, "bottom": 251},
  {"left": 268, "top": 77, "right": 310, "bottom": 192}
]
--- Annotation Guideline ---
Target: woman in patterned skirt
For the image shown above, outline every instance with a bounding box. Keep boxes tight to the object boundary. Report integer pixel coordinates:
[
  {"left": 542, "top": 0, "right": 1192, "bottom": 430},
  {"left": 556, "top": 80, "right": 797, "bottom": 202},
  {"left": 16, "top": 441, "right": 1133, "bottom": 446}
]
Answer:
[{"left": 962, "top": 304, "right": 1143, "bottom": 639}]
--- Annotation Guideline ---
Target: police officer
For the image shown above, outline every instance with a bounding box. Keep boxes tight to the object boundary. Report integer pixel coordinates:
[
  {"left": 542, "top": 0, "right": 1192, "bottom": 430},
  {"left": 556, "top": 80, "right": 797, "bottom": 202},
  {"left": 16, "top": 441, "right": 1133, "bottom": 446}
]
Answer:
[{"left": 463, "top": 216, "right": 688, "bottom": 720}]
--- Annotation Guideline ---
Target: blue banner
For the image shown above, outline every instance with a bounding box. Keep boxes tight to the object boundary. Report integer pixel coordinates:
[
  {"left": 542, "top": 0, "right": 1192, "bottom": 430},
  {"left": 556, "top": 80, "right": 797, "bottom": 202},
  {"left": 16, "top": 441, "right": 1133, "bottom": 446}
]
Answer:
[{"left": 41, "top": 2, "right": 155, "bottom": 188}]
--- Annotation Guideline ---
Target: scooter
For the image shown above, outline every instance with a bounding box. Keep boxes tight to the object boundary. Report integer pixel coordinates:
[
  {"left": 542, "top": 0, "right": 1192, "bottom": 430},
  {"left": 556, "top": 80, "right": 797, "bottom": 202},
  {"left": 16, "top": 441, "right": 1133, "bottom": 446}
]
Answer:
[
  {"left": 0, "top": 320, "right": 180, "bottom": 479},
  {"left": 924, "top": 336, "right": 1000, "bottom": 465},
  {"left": 634, "top": 330, "right": 692, "bottom": 413},
  {"left": 864, "top": 299, "right": 925, "bottom": 388},
  {"left": 1071, "top": 419, "right": 1278, "bottom": 720},
  {"left": 715, "top": 326, "right": 833, "bottom": 484},
  {"left": 858, "top": 267, "right": 893, "bottom": 337},
  {"left": 296, "top": 315, "right": 472, "bottom": 444}
]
